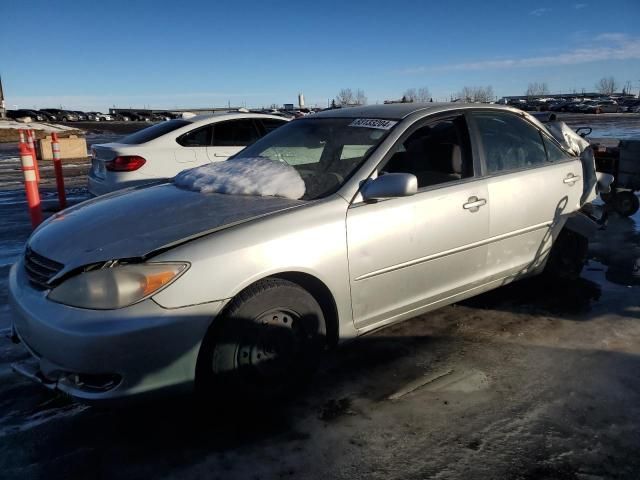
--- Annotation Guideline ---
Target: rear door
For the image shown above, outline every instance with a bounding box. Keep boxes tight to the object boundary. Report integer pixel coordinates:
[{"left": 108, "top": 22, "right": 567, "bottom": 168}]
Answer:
[
  {"left": 175, "top": 125, "right": 213, "bottom": 164},
  {"left": 470, "top": 110, "right": 583, "bottom": 280},
  {"left": 207, "top": 119, "right": 262, "bottom": 161}
]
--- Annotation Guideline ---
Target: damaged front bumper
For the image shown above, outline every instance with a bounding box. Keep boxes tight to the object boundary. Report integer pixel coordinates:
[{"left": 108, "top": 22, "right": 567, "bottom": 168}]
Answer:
[{"left": 9, "top": 259, "right": 224, "bottom": 404}]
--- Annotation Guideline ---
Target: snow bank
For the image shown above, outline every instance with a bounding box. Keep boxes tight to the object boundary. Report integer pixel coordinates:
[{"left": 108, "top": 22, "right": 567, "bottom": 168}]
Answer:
[
  {"left": 546, "top": 121, "right": 590, "bottom": 156},
  {"left": 174, "top": 157, "right": 306, "bottom": 200},
  {"left": 0, "top": 119, "right": 77, "bottom": 132}
]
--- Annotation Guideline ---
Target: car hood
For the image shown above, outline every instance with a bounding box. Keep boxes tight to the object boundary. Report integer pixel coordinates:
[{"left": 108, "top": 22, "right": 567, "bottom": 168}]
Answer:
[{"left": 27, "top": 182, "right": 305, "bottom": 275}]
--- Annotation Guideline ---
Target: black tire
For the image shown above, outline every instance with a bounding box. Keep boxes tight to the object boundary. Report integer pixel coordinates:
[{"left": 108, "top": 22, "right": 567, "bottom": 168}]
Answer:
[
  {"left": 197, "top": 278, "right": 326, "bottom": 402},
  {"left": 614, "top": 191, "right": 639, "bottom": 217},
  {"left": 544, "top": 228, "right": 588, "bottom": 281},
  {"left": 600, "top": 191, "right": 614, "bottom": 204},
  {"left": 62, "top": 117, "right": 68, "bottom": 122}
]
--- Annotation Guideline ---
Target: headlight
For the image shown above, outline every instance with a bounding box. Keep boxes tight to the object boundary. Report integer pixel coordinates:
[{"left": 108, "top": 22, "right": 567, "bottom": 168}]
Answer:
[{"left": 48, "top": 262, "right": 188, "bottom": 310}]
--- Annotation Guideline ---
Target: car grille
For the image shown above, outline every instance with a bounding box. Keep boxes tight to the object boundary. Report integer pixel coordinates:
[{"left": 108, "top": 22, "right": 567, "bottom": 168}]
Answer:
[{"left": 23, "top": 247, "right": 64, "bottom": 290}]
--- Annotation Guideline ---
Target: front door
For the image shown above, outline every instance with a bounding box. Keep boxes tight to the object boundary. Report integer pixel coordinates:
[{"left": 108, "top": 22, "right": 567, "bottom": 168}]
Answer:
[{"left": 346, "top": 114, "right": 491, "bottom": 329}]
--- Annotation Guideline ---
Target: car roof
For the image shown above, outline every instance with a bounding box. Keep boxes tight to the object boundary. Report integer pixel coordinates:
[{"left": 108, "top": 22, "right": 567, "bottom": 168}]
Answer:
[
  {"left": 311, "top": 102, "right": 520, "bottom": 120},
  {"left": 186, "top": 112, "right": 290, "bottom": 127}
]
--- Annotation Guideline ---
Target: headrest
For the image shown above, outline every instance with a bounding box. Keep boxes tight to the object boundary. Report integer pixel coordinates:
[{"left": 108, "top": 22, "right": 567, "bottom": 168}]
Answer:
[{"left": 451, "top": 145, "right": 462, "bottom": 174}]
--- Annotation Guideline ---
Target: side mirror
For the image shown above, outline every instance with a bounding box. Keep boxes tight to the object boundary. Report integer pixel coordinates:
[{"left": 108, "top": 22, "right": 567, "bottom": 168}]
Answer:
[{"left": 361, "top": 173, "right": 418, "bottom": 202}]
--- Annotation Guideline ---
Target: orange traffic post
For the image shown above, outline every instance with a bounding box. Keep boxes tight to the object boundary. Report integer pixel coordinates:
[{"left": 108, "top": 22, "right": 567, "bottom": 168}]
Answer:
[
  {"left": 26, "top": 129, "right": 40, "bottom": 183},
  {"left": 51, "top": 132, "right": 66, "bottom": 209},
  {"left": 19, "top": 142, "right": 43, "bottom": 228}
]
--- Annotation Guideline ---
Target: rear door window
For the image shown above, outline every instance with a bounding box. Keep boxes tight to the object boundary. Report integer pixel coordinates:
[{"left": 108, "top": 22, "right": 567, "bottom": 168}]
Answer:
[
  {"left": 212, "top": 119, "right": 261, "bottom": 146},
  {"left": 258, "top": 118, "right": 288, "bottom": 134},
  {"left": 177, "top": 126, "right": 213, "bottom": 147},
  {"left": 472, "top": 112, "right": 547, "bottom": 174}
]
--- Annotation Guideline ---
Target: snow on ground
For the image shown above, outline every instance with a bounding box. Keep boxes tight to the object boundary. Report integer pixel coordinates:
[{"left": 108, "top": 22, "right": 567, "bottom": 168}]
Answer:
[
  {"left": 174, "top": 156, "right": 306, "bottom": 199},
  {"left": 0, "top": 120, "right": 78, "bottom": 132}
]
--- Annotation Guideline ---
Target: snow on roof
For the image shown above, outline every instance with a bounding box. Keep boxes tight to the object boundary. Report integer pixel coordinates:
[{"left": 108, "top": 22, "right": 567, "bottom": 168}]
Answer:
[{"left": 174, "top": 156, "right": 306, "bottom": 200}]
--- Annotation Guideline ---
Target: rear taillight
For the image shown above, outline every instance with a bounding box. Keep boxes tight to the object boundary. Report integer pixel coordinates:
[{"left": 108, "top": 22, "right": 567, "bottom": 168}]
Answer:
[{"left": 106, "top": 155, "right": 146, "bottom": 172}]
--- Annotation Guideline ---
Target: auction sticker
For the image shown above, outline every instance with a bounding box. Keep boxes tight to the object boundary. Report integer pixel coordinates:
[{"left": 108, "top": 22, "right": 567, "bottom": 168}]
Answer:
[{"left": 349, "top": 118, "right": 397, "bottom": 130}]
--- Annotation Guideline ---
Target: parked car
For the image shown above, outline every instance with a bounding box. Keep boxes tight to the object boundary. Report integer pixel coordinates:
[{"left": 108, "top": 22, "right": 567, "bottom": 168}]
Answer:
[
  {"left": 6, "top": 110, "right": 34, "bottom": 122},
  {"left": 117, "top": 111, "right": 144, "bottom": 121},
  {"left": 566, "top": 101, "right": 588, "bottom": 113},
  {"left": 9, "top": 103, "right": 608, "bottom": 403},
  {"left": 40, "top": 109, "right": 78, "bottom": 122},
  {"left": 7, "top": 109, "right": 51, "bottom": 122},
  {"left": 618, "top": 99, "right": 640, "bottom": 112},
  {"left": 154, "top": 111, "right": 179, "bottom": 120},
  {"left": 35, "top": 110, "right": 57, "bottom": 122},
  {"left": 111, "top": 113, "right": 130, "bottom": 121},
  {"left": 548, "top": 101, "right": 572, "bottom": 112},
  {"left": 88, "top": 113, "right": 289, "bottom": 195},
  {"left": 72, "top": 111, "right": 88, "bottom": 121},
  {"left": 584, "top": 99, "right": 619, "bottom": 114},
  {"left": 133, "top": 111, "right": 153, "bottom": 122}
]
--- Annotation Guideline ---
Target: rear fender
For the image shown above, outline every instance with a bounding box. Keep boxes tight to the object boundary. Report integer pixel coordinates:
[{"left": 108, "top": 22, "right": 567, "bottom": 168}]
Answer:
[{"left": 564, "top": 211, "right": 600, "bottom": 239}]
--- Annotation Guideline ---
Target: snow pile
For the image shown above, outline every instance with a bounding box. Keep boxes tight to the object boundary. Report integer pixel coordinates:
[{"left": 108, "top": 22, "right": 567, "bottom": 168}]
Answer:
[
  {"left": 546, "top": 121, "right": 590, "bottom": 156},
  {"left": 0, "top": 119, "right": 77, "bottom": 132},
  {"left": 174, "top": 157, "right": 306, "bottom": 200}
]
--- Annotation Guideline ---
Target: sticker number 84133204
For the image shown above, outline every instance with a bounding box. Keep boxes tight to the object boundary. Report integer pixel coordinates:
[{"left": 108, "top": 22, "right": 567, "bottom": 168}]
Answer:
[{"left": 349, "top": 118, "right": 398, "bottom": 130}]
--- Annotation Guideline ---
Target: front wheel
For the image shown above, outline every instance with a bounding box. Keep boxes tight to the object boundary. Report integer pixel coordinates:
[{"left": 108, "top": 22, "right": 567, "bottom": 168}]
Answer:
[{"left": 197, "top": 278, "right": 326, "bottom": 402}]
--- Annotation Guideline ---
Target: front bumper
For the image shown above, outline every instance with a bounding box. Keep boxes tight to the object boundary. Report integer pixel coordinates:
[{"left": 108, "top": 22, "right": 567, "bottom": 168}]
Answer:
[{"left": 9, "top": 259, "right": 224, "bottom": 403}]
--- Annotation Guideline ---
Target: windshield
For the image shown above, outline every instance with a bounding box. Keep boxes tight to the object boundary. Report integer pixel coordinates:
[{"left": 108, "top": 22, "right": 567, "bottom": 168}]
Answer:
[
  {"left": 119, "top": 119, "right": 191, "bottom": 144},
  {"left": 235, "top": 118, "right": 395, "bottom": 199}
]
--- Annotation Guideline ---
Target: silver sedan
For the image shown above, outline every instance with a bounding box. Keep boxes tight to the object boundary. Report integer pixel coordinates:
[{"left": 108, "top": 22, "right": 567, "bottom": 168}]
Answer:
[{"left": 9, "top": 103, "right": 600, "bottom": 403}]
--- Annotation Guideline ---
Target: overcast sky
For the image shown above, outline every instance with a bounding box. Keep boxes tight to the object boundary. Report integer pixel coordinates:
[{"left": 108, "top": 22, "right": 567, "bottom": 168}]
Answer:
[{"left": 1, "top": 0, "right": 639, "bottom": 110}]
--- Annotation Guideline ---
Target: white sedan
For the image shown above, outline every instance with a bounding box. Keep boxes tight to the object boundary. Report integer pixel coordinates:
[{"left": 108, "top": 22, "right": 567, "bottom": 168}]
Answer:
[{"left": 88, "top": 113, "right": 288, "bottom": 195}]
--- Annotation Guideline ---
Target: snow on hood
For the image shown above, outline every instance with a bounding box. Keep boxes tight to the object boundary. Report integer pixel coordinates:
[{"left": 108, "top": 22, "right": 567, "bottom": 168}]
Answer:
[
  {"left": 174, "top": 157, "right": 306, "bottom": 200},
  {"left": 546, "top": 121, "right": 591, "bottom": 157}
]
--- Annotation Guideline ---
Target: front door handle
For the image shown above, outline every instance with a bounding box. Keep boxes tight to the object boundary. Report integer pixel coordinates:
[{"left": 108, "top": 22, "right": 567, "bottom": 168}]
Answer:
[
  {"left": 563, "top": 174, "right": 581, "bottom": 185},
  {"left": 463, "top": 196, "right": 487, "bottom": 212}
]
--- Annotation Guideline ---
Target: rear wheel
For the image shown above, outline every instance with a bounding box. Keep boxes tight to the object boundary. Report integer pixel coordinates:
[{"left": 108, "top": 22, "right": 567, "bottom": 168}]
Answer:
[
  {"left": 197, "top": 278, "right": 326, "bottom": 402},
  {"left": 600, "top": 191, "right": 614, "bottom": 204},
  {"left": 614, "top": 191, "right": 640, "bottom": 217},
  {"left": 544, "top": 228, "right": 588, "bottom": 281}
]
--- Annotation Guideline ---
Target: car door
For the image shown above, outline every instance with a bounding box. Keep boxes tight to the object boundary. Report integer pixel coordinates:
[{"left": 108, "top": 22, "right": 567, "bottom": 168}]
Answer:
[
  {"left": 346, "top": 114, "right": 490, "bottom": 330},
  {"left": 470, "top": 110, "right": 583, "bottom": 280},
  {"left": 175, "top": 125, "right": 213, "bottom": 165},
  {"left": 207, "top": 119, "right": 262, "bottom": 161}
]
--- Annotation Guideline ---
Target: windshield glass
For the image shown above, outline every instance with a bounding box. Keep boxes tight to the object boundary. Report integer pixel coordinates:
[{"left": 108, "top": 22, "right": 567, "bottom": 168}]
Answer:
[
  {"left": 235, "top": 118, "right": 395, "bottom": 199},
  {"left": 120, "top": 119, "right": 191, "bottom": 144}
]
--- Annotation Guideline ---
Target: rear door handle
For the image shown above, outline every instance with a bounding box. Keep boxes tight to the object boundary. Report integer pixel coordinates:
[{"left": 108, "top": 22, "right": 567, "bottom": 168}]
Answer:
[
  {"left": 463, "top": 196, "right": 487, "bottom": 212},
  {"left": 563, "top": 174, "right": 581, "bottom": 185}
]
